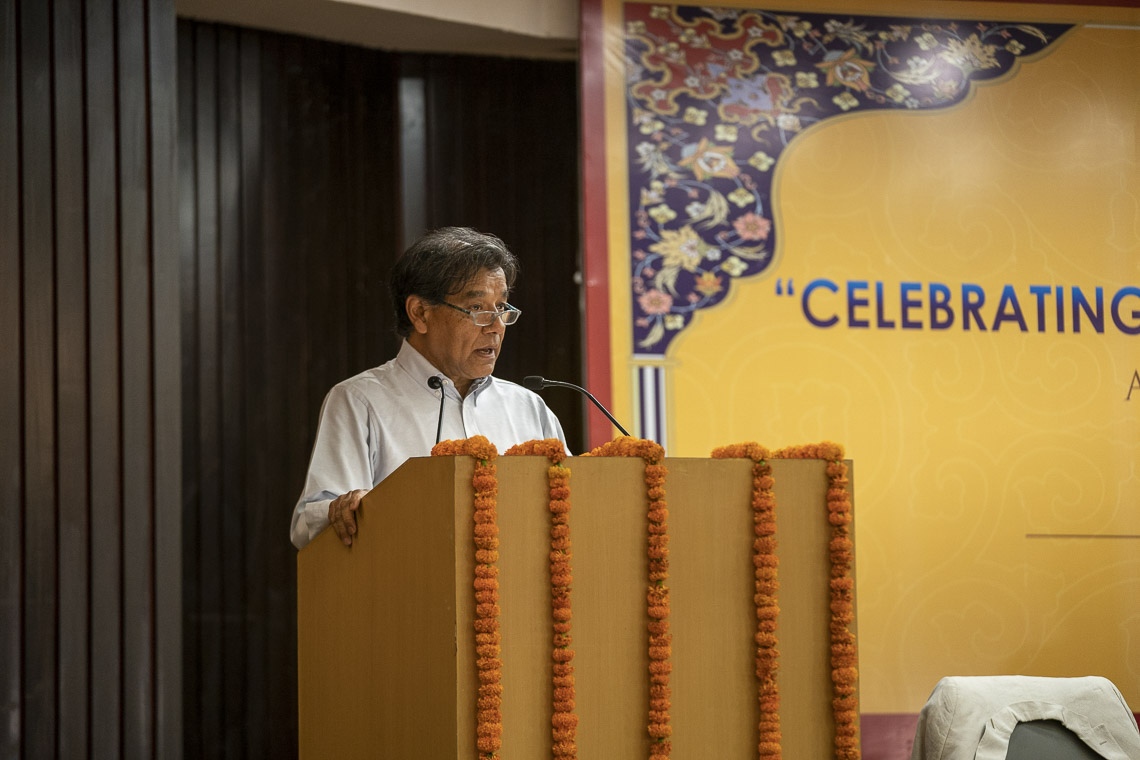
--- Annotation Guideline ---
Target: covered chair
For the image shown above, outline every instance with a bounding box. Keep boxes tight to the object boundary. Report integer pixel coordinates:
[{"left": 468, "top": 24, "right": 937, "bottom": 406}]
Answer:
[{"left": 909, "top": 675, "right": 1140, "bottom": 760}]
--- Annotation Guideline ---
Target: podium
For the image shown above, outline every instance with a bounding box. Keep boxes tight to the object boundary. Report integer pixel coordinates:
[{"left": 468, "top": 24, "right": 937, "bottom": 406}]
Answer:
[{"left": 297, "top": 454, "right": 857, "bottom": 758}]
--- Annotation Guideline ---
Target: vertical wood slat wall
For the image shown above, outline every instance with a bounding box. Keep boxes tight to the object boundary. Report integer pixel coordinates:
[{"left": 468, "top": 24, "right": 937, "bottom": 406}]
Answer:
[
  {"left": 178, "top": 22, "right": 581, "bottom": 759},
  {"left": 2, "top": 5, "right": 581, "bottom": 757},
  {"left": 178, "top": 23, "right": 402, "bottom": 758},
  {"left": 0, "top": 0, "right": 182, "bottom": 758},
  {"left": 409, "top": 53, "right": 584, "bottom": 433}
]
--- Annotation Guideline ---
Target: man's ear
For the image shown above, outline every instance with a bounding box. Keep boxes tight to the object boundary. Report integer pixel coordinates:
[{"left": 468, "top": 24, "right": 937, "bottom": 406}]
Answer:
[{"left": 406, "top": 295, "right": 431, "bottom": 335}]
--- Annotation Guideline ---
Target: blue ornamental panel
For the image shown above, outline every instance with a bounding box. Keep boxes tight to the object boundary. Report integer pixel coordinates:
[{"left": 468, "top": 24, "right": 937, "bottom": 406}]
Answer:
[{"left": 624, "top": 5, "right": 1070, "bottom": 354}]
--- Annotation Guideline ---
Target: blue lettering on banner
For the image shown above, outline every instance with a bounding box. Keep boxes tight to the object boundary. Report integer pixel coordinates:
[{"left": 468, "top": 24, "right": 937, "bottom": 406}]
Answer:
[
  {"left": 930, "top": 283, "right": 953, "bottom": 331},
  {"left": 793, "top": 280, "right": 1140, "bottom": 335}
]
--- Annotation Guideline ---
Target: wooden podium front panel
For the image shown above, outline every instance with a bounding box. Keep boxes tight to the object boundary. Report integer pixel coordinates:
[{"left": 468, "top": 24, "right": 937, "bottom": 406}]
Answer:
[
  {"left": 666, "top": 457, "right": 759, "bottom": 758},
  {"left": 767, "top": 459, "right": 856, "bottom": 758},
  {"left": 468, "top": 456, "right": 553, "bottom": 757},
  {"left": 589, "top": 457, "right": 850, "bottom": 759},
  {"left": 495, "top": 456, "right": 853, "bottom": 759},
  {"left": 563, "top": 457, "right": 661, "bottom": 758},
  {"left": 297, "top": 457, "right": 471, "bottom": 759},
  {"left": 298, "top": 455, "right": 856, "bottom": 759}
]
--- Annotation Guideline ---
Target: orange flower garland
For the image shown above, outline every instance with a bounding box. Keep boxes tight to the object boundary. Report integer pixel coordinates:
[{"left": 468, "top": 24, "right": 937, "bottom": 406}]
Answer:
[
  {"left": 430, "top": 435, "right": 857, "bottom": 760},
  {"left": 504, "top": 439, "right": 578, "bottom": 759},
  {"left": 772, "top": 442, "right": 858, "bottom": 760},
  {"left": 432, "top": 436, "right": 503, "bottom": 759},
  {"left": 711, "top": 442, "right": 782, "bottom": 759},
  {"left": 584, "top": 437, "right": 672, "bottom": 760}
]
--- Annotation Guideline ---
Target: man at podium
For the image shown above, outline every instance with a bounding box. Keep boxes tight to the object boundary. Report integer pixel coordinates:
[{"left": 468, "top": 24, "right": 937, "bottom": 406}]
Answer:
[{"left": 290, "top": 227, "right": 567, "bottom": 549}]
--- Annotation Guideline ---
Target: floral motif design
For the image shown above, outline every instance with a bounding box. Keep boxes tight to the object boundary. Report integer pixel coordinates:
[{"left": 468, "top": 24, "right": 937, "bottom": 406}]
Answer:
[{"left": 625, "top": 4, "right": 1069, "bottom": 352}]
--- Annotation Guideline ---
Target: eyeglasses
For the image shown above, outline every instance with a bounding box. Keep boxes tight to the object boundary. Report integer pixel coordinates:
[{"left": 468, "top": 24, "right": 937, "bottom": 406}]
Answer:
[{"left": 437, "top": 301, "right": 522, "bottom": 327}]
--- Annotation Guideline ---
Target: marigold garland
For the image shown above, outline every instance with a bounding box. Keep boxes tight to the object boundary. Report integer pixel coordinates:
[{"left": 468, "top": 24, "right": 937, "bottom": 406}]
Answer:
[
  {"left": 711, "top": 442, "right": 781, "bottom": 759},
  {"left": 431, "top": 435, "right": 856, "bottom": 760},
  {"left": 584, "top": 437, "right": 672, "bottom": 760},
  {"left": 504, "top": 439, "right": 578, "bottom": 760},
  {"left": 432, "top": 436, "right": 503, "bottom": 759},
  {"left": 772, "top": 442, "right": 859, "bottom": 760}
]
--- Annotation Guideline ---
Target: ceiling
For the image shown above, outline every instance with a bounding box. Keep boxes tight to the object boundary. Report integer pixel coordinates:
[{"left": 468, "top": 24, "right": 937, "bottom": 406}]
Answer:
[
  {"left": 176, "top": 0, "right": 580, "bottom": 59},
  {"left": 176, "top": 0, "right": 1136, "bottom": 65}
]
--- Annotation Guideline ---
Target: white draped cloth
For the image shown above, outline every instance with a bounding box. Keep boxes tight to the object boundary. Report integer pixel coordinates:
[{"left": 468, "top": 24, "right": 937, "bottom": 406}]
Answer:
[{"left": 910, "top": 675, "right": 1140, "bottom": 760}]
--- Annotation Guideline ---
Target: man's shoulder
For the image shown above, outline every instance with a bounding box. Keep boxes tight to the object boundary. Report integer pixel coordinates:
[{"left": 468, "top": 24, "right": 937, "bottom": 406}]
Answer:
[
  {"left": 328, "top": 360, "right": 402, "bottom": 398},
  {"left": 483, "top": 376, "right": 547, "bottom": 408},
  {"left": 483, "top": 376, "right": 566, "bottom": 442},
  {"left": 485, "top": 375, "right": 532, "bottom": 395}
]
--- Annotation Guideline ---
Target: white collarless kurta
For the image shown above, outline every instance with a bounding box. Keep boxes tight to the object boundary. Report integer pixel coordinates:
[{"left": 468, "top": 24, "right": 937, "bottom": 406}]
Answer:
[{"left": 290, "top": 340, "right": 566, "bottom": 548}]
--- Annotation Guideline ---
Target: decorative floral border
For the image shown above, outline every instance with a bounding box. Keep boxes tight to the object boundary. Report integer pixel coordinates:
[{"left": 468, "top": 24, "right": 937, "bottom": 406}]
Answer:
[{"left": 624, "top": 4, "right": 1069, "bottom": 354}]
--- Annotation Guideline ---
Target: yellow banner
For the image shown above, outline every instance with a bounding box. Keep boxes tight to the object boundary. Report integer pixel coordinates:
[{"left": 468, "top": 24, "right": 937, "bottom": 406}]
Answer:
[{"left": 594, "top": 0, "right": 1140, "bottom": 713}]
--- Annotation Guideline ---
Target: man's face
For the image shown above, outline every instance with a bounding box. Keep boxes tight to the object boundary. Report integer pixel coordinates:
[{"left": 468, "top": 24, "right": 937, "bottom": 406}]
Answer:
[{"left": 407, "top": 267, "right": 510, "bottom": 396}]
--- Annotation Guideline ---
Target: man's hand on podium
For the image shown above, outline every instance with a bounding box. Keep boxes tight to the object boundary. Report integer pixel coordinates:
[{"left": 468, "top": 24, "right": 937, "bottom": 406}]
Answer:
[{"left": 328, "top": 489, "right": 368, "bottom": 547}]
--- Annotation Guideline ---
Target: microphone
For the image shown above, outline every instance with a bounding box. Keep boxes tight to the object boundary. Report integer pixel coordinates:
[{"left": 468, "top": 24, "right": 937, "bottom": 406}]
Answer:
[
  {"left": 523, "top": 376, "right": 631, "bottom": 437},
  {"left": 427, "top": 376, "right": 445, "bottom": 444}
]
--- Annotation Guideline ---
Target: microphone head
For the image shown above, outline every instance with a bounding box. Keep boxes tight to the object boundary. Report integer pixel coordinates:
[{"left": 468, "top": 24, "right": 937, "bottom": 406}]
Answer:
[
  {"left": 522, "top": 375, "right": 546, "bottom": 392},
  {"left": 427, "top": 376, "right": 443, "bottom": 390}
]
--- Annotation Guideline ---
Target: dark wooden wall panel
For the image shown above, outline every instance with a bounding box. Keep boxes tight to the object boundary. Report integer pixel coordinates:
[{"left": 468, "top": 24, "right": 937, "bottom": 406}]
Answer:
[
  {"left": 0, "top": 1, "right": 23, "bottom": 752},
  {"left": 150, "top": 0, "right": 184, "bottom": 754},
  {"left": 20, "top": 0, "right": 59, "bottom": 754},
  {"left": 244, "top": 27, "right": 271, "bottom": 756},
  {"left": 254, "top": 37, "right": 300, "bottom": 760},
  {"left": 217, "top": 26, "right": 247, "bottom": 758},
  {"left": 178, "top": 23, "right": 403, "bottom": 758},
  {"left": 2, "top": 0, "right": 182, "bottom": 757},
  {"left": 413, "top": 54, "right": 584, "bottom": 443},
  {"left": 176, "top": 21, "right": 202, "bottom": 759},
  {"left": 119, "top": 1, "right": 158, "bottom": 755},
  {"left": 236, "top": 34, "right": 270, "bottom": 758},
  {"left": 53, "top": 0, "right": 90, "bottom": 756},
  {"left": 7, "top": 4, "right": 580, "bottom": 759},
  {"left": 87, "top": 0, "right": 126, "bottom": 753}
]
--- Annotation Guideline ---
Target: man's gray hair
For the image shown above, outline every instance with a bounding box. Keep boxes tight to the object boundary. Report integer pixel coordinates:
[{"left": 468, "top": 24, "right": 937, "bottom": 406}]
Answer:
[{"left": 389, "top": 227, "right": 520, "bottom": 337}]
